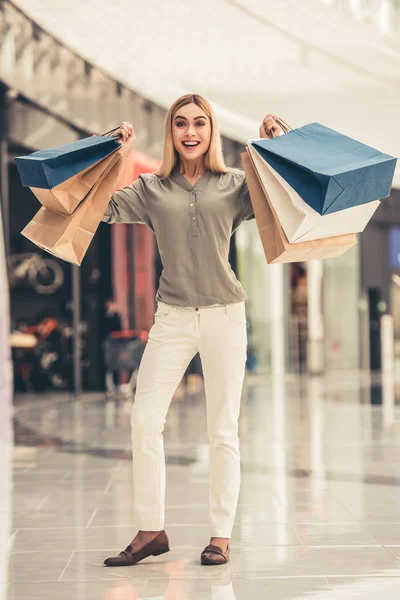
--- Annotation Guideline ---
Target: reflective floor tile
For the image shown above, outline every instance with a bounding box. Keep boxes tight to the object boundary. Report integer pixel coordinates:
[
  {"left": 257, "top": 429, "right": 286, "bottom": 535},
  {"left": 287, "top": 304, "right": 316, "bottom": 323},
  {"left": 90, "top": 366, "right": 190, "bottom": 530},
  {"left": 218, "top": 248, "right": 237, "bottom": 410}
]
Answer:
[
  {"left": 60, "top": 473, "right": 116, "bottom": 485},
  {"left": 4, "top": 579, "right": 211, "bottom": 600},
  {"left": 230, "top": 524, "right": 303, "bottom": 547},
  {"left": 50, "top": 480, "right": 111, "bottom": 493},
  {"left": 11, "top": 527, "right": 145, "bottom": 553},
  {"left": 5, "top": 580, "right": 136, "bottom": 600},
  {"left": 8, "top": 574, "right": 336, "bottom": 599},
  {"left": 273, "top": 489, "right": 331, "bottom": 505},
  {"left": 229, "top": 578, "right": 335, "bottom": 600},
  {"left": 0, "top": 551, "right": 73, "bottom": 583},
  {"left": 167, "top": 577, "right": 335, "bottom": 600},
  {"left": 295, "top": 523, "right": 379, "bottom": 546},
  {"left": 327, "top": 483, "right": 400, "bottom": 504},
  {"left": 363, "top": 523, "right": 400, "bottom": 545},
  {"left": 6, "top": 374, "right": 400, "bottom": 594},
  {"left": 12, "top": 510, "right": 96, "bottom": 529},
  {"left": 344, "top": 505, "right": 400, "bottom": 522},
  {"left": 229, "top": 546, "right": 400, "bottom": 578},
  {"left": 33, "top": 490, "right": 111, "bottom": 512},
  {"left": 383, "top": 546, "right": 400, "bottom": 559},
  {"left": 286, "top": 506, "right": 357, "bottom": 525},
  {"left": 5, "top": 494, "right": 50, "bottom": 513},
  {"left": 273, "top": 495, "right": 346, "bottom": 511},
  {"left": 326, "top": 576, "right": 400, "bottom": 599},
  {"left": 11, "top": 471, "right": 70, "bottom": 484}
]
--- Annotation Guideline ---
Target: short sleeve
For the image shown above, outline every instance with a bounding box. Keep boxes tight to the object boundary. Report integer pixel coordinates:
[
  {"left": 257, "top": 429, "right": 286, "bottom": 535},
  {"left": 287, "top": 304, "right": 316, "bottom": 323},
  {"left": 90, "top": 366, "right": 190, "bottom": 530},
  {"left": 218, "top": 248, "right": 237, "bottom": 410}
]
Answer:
[
  {"left": 240, "top": 175, "right": 255, "bottom": 221},
  {"left": 102, "top": 176, "right": 150, "bottom": 226}
]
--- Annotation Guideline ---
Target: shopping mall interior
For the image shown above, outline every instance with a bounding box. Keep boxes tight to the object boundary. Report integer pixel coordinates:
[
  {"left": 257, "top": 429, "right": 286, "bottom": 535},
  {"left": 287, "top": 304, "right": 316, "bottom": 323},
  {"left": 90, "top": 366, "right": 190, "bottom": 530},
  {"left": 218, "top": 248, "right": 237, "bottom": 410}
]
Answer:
[{"left": 1, "top": 0, "right": 400, "bottom": 598}]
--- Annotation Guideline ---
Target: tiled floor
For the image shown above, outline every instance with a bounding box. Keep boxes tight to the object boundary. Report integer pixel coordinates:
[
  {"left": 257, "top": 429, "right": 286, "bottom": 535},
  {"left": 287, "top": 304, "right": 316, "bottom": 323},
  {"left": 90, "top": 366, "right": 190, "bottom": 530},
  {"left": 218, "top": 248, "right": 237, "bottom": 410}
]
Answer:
[{"left": 2, "top": 371, "right": 400, "bottom": 598}]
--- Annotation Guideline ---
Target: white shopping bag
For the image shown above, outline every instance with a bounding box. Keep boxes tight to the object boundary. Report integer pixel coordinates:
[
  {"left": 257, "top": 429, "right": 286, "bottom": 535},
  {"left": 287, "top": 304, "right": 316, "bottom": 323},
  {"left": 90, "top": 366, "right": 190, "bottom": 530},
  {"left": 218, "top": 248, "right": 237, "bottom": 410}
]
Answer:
[{"left": 247, "top": 143, "right": 380, "bottom": 244}]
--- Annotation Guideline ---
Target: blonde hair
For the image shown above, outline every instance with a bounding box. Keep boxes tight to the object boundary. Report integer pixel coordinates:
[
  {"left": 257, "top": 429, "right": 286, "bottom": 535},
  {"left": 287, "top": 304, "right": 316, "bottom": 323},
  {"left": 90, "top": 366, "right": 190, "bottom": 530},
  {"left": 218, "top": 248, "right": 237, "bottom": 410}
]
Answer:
[{"left": 155, "top": 94, "right": 228, "bottom": 179}]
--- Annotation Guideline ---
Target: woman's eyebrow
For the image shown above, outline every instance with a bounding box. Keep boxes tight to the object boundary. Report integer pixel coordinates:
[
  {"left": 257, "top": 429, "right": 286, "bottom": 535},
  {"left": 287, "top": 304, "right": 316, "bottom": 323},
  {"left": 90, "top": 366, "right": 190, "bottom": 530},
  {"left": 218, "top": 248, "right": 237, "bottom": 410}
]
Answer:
[{"left": 174, "top": 115, "right": 207, "bottom": 120}]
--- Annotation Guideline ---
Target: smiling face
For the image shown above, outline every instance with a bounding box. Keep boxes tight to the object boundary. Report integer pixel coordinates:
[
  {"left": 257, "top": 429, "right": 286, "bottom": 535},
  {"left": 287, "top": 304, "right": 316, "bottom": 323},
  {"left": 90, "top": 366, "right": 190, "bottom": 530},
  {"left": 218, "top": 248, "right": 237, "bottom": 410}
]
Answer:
[{"left": 172, "top": 102, "right": 212, "bottom": 163}]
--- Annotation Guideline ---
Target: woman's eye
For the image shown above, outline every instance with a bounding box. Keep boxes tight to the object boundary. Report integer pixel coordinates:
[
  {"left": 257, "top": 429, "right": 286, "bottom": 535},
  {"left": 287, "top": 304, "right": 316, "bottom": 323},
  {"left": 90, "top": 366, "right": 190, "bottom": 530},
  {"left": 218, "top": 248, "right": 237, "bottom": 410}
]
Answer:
[
  {"left": 176, "top": 122, "right": 184, "bottom": 127},
  {"left": 196, "top": 122, "right": 205, "bottom": 126}
]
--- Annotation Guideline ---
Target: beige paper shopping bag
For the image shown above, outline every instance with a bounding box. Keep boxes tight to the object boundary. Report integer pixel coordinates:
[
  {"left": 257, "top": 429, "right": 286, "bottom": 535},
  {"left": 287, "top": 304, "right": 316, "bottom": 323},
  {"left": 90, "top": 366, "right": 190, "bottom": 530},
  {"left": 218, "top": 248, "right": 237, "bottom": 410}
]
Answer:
[
  {"left": 21, "top": 141, "right": 133, "bottom": 265},
  {"left": 241, "top": 151, "right": 357, "bottom": 263},
  {"left": 30, "top": 148, "right": 120, "bottom": 215},
  {"left": 247, "top": 144, "right": 380, "bottom": 244}
]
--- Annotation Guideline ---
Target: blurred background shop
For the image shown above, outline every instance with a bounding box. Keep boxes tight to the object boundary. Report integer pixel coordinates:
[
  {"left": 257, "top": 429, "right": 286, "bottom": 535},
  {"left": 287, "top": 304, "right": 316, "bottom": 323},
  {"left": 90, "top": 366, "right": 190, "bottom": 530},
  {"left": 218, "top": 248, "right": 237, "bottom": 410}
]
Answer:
[{"left": 1, "top": 0, "right": 400, "bottom": 394}]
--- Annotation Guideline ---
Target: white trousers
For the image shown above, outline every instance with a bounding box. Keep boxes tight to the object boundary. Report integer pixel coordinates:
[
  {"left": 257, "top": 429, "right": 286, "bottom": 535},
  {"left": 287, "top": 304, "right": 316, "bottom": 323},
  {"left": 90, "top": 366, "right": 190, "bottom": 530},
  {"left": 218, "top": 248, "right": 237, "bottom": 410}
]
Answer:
[{"left": 131, "top": 301, "right": 247, "bottom": 537}]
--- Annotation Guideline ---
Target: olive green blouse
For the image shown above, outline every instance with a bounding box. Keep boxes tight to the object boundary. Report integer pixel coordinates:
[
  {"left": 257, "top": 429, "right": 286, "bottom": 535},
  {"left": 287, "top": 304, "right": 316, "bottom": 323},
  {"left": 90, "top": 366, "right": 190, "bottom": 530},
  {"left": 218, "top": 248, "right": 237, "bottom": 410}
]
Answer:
[{"left": 102, "top": 166, "right": 254, "bottom": 307}]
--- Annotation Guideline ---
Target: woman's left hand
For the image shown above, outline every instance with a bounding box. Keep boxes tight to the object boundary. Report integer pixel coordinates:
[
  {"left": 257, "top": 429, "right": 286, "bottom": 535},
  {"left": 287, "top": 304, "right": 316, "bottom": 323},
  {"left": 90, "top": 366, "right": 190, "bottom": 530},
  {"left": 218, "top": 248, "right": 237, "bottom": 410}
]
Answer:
[{"left": 259, "top": 114, "right": 283, "bottom": 139}]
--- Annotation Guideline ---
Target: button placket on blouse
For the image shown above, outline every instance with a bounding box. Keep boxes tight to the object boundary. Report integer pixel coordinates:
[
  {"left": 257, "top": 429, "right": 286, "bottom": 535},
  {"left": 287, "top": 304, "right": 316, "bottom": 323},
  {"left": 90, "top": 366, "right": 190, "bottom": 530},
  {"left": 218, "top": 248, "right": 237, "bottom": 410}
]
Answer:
[{"left": 189, "top": 190, "right": 200, "bottom": 237}]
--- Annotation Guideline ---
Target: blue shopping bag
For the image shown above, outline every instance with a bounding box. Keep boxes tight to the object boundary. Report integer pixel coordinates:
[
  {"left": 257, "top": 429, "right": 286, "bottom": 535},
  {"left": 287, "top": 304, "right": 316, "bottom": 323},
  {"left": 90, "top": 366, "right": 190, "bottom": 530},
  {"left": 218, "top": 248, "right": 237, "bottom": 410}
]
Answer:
[
  {"left": 15, "top": 134, "right": 121, "bottom": 189},
  {"left": 251, "top": 122, "right": 397, "bottom": 215}
]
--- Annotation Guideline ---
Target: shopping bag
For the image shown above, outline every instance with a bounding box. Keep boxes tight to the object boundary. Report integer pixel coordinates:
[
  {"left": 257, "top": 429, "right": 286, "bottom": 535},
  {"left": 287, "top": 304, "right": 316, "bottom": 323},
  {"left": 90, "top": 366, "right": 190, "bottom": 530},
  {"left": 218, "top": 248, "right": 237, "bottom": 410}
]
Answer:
[
  {"left": 247, "top": 143, "right": 380, "bottom": 243},
  {"left": 21, "top": 140, "right": 133, "bottom": 265},
  {"left": 15, "top": 133, "right": 121, "bottom": 189},
  {"left": 29, "top": 149, "right": 120, "bottom": 215},
  {"left": 251, "top": 122, "right": 397, "bottom": 215},
  {"left": 241, "top": 151, "right": 357, "bottom": 264}
]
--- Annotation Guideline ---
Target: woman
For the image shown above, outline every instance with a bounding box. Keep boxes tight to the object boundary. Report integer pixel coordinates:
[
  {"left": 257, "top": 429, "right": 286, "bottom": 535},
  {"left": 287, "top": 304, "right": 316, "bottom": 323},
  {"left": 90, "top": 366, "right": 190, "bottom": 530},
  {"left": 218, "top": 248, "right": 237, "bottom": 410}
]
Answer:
[{"left": 103, "top": 94, "right": 284, "bottom": 567}]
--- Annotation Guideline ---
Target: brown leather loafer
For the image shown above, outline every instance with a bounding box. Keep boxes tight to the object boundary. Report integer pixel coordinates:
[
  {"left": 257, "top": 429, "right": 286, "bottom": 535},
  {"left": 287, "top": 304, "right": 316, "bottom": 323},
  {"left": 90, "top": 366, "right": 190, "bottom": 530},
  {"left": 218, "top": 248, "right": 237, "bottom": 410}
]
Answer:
[
  {"left": 201, "top": 543, "right": 230, "bottom": 565},
  {"left": 104, "top": 530, "right": 170, "bottom": 566}
]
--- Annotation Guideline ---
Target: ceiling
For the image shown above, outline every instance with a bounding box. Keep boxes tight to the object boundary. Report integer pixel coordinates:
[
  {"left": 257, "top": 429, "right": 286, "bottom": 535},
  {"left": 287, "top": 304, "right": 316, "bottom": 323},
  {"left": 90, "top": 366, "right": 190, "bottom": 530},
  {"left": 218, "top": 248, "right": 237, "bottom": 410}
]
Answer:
[{"left": 13, "top": 0, "right": 400, "bottom": 183}]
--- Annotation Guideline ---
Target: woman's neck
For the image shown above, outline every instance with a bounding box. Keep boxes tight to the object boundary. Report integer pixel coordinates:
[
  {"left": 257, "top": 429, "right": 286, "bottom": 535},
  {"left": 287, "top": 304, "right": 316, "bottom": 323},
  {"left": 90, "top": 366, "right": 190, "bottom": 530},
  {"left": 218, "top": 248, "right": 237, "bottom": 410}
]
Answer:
[{"left": 178, "top": 157, "right": 206, "bottom": 180}]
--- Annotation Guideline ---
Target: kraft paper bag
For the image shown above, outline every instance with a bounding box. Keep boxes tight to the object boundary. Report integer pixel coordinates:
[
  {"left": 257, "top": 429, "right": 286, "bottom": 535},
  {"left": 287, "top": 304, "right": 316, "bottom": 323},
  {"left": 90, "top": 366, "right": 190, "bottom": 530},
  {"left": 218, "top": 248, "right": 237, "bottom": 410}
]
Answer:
[
  {"left": 250, "top": 122, "right": 397, "bottom": 215},
  {"left": 21, "top": 141, "right": 133, "bottom": 266},
  {"left": 29, "top": 148, "right": 120, "bottom": 215},
  {"left": 247, "top": 143, "right": 380, "bottom": 244},
  {"left": 241, "top": 151, "right": 357, "bottom": 264}
]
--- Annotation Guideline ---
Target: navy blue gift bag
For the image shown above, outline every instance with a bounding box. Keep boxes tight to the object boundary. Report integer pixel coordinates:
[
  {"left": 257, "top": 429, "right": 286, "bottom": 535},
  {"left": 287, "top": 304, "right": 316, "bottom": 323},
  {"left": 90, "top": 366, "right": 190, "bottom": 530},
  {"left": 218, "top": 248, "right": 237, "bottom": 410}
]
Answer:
[
  {"left": 251, "top": 122, "right": 397, "bottom": 215},
  {"left": 15, "top": 134, "right": 121, "bottom": 190}
]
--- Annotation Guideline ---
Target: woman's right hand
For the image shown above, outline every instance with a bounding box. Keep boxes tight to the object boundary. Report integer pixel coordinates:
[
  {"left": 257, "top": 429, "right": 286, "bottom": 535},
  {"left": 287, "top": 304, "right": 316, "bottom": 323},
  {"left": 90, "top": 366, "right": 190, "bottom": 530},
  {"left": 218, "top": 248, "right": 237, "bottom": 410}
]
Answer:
[
  {"left": 115, "top": 121, "right": 135, "bottom": 143},
  {"left": 259, "top": 114, "right": 284, "bottom": 139}
]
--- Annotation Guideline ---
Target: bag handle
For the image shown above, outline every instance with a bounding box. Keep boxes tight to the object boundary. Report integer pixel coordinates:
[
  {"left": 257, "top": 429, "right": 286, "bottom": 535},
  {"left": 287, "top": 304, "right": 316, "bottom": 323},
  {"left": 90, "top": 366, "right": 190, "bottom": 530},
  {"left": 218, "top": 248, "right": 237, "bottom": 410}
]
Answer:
[
  {"left": 101, "top": 127, "right": 121, "bottom": 138},
  {"left": 274, "top": 117, "right": 292, "bottom": 136}
]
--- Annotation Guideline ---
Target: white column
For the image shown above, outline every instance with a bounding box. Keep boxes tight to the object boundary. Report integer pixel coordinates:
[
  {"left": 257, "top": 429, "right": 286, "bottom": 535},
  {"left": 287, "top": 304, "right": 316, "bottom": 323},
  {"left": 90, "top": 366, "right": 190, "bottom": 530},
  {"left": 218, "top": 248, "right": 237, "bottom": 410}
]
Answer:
[
  {"left": 272, "top": 378, "right": 289, "bottom": 560},
  {"left": 0, "top": 207, "right": 12, "bottom": 590},
  {"left": 307, "top": 259, "right": 325, "bottom": 375},
  {"left": 379, "top": 0, "right": 392, "bottom": 33},
  {"left": 268, "top": 263, "right": 285, "bottom": 378},
  {"left": 381, "top": 314, "right": 395, "bottom": 426},
  {"left": 349, "top": 0, "right": 363, "bottom": 20}
]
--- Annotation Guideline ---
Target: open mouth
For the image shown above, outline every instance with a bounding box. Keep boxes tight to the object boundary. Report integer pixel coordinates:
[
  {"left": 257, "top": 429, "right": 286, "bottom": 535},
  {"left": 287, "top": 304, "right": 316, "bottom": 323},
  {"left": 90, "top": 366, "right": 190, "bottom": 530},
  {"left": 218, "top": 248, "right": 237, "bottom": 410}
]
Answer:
[{"left": 182, "top": 141, "right": 200, "bottom": 149}]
